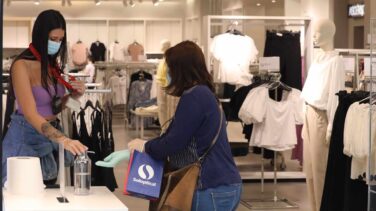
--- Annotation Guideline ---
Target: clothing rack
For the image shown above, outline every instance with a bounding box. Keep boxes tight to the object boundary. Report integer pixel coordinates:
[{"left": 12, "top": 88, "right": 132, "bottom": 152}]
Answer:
[
  {"left": 336, "top": 48, "right": 372, "bottom": 90},
  {"left": 94, "top": 61, "right": 158, "bottom": 71},
  {"left": 203, "top": 15, "right": 313, "bottom": 79},
  {"left": 85, "top": 88, "right": 112, "bottom": 93}
]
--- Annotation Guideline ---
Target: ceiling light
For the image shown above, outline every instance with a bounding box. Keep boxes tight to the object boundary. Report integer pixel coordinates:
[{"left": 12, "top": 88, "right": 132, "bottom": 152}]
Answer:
[
  {"left": 256, "top": 3, "right": 261, "bottom": 6},
  {"left": 123, "top": 0, "right": 128, "bottom": 6},
  {"left": 67, "top": 0, "right": 71, "bottom": 6},
  {"left": 152, "top": 0, "right": 159, "bottom": 6},
  {"left": 129, "top": 0, "right": 135, "bottom": 7},
  {"left": 271, "top": 0, "right": 276, "bottom": 3},
  {"left": 95, "top": 0, "right": 101, "bottom": 6},
  {"left": 34, "top": 0, "right": 40, "bottom": 5}
]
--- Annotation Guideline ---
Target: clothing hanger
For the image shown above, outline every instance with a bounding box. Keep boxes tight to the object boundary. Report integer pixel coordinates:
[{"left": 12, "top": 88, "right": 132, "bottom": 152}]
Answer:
[
  {"left": 77, "top": 39, "right": 82, "bottom": 44},
  {"left": 115, "top": 40, "right": 119, "bottom": 44},
  {"left": 83, "top": 100, "right": 96, "bottom": 111}
]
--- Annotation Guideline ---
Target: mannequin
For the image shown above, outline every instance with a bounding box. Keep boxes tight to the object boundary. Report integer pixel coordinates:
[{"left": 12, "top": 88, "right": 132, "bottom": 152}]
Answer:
[
  {"left": 156, "top": 39, "right": 179, "bottom": 131},
  {"left": 313, "top": 19, "right": 335, "bottom": 51},
  {"left": 301, "top": 19, "right": 345, "bottom": 211}
]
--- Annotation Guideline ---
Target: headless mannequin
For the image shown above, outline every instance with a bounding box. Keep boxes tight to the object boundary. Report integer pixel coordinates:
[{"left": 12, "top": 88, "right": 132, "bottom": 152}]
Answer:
[
  {"left": 313, "top": 19, "right": 335, "bottom": 52},
  {"left": 156, "top": 40, "right": 179, "bottom": 131},
  {"left": 302, "top": 19, "right": 345, "bottom": 211}
]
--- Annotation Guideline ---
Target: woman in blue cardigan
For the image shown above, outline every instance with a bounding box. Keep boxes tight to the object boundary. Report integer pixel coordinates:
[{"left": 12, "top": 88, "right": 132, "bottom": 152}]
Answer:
[{"left": 98, "top": 40, "right": 242, "bottom": 211}]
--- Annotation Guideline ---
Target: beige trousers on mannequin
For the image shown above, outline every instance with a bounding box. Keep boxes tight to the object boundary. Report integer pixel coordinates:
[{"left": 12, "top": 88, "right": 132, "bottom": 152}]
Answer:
[
  {"left": 156, "top": 84, "right": 179, "bottom": 132},
  {"left": 302, "top": 105, "right": 329, "bottom": 211}
]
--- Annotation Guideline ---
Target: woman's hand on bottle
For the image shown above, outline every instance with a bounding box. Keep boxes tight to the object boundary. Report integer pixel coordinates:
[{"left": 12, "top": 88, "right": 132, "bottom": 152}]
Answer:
[{"left": 62, "top": 138, "right": 88, "bottom": 155}]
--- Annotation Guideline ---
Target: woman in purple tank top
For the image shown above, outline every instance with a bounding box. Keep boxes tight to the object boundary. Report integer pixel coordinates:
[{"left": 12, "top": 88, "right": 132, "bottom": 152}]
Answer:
[{"left": 2, "top": 10, "right": 88, "bottom": 186}]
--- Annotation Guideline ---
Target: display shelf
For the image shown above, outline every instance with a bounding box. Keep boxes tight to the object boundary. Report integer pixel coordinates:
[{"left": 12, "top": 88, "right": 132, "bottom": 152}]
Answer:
[{"left": 2, "top": 17, "right": 183, "bottom": 56}]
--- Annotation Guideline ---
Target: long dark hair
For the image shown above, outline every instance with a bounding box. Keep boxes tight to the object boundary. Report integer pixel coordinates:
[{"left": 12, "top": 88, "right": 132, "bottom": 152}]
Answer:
[
  {"left": 3, "top": 10, "right": 67, "bottom": 136},
  {"left": 165, "top": 41, "right": 215, "bottom": 97},
  {"left": 31, "top": 9, "right": 67, "bottom": 90}
]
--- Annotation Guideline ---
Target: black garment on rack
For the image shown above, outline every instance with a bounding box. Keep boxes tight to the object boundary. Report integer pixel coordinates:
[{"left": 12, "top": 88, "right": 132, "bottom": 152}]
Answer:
[
  {"left": 320, "top": 91, "right": 369, "bottom": 211},
  {"left": 264, "top": 31, "right": 302, "bottom": 90},
  {"left": 90, "top": 42, "right": 106, "bottom": 62},
  {"left": 90, "top": 108, "right": 104, "bottom": 186},
  {"left": 100, "top": 103, "right": 118, "bottom": 191}
]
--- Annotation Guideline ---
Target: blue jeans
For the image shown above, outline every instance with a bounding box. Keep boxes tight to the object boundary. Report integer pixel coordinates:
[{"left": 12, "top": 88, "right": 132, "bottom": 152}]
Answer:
[
  {"left": 192, "top": 183, "right": 242, "bottom": 211},
  {"left": 2, "top": 114, "right": 74, "bottom": 186}
]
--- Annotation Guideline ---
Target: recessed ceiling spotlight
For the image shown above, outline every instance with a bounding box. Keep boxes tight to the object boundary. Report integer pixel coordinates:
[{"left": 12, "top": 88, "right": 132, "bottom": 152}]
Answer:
[
  {"left": 256, "top": 3, "right": 261, "bottom": 6},
  {"left": 152, "top": 0, "right": 159, "bottom": 6},
  {"left": 34, "top": 0, "right": 40, "bottom": 5},
  {"left": 129, "top": 0, "right": 135, "bottom": 7},
  {"left": 95, "top": 0, "right": 101, "bottom": 6},
  {"left": 272, "top": 0, "right": 276, "bottom": 3}
]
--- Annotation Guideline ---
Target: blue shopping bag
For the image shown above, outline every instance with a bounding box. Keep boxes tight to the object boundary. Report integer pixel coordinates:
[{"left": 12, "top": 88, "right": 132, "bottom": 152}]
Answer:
[{"left": 123, "top": 150, "right": 164, "bottom": 200}]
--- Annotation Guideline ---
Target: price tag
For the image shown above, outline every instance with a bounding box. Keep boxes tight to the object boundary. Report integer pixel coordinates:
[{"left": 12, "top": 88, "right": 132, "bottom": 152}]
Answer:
[
  {"left": 259, "top": 57, "right": 280, "bottom": 72},
  {"left": 343, "top": 57, "right": 355, "bottom": 72}
]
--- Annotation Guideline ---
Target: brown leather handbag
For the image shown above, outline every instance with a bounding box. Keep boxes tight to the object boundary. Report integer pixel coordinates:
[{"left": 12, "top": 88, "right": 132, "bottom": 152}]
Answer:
[{"left": 150, "top": 105, "right": 223, "bottom": 211}]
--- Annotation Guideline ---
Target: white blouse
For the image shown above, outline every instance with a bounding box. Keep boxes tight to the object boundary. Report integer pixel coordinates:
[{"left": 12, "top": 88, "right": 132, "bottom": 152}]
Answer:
[
  {"left": 239, "top": 86, "right": 304, "bottom": 151},
  {"left": 210, "top": 33, "right": 258, "bottom": 86},
  {"left": 301, "top": 49, "right": 345, "bottom": 142},
  {"left": 109, "top": 42, "right": 126, "bottom": 62},
  {"left": 344, "top": 102, "right": 376, "bottom": 182}
]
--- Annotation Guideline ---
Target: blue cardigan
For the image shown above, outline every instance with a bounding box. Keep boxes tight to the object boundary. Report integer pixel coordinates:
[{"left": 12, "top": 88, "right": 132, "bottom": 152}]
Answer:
[{"left": 144, "top": 85, "right": 241, "bottom": 190}]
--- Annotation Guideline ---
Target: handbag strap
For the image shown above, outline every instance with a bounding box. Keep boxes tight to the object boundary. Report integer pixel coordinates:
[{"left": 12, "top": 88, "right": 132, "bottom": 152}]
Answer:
[{"left": 198, "top": 104, "right": 223, "bottom": 163}]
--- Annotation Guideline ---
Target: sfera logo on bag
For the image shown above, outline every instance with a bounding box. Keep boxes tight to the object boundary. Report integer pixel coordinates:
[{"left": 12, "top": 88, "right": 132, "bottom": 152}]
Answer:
[
  {"left": 138, "top": 164, "right": 154, "bottom": 180},
  {"left": 133, "top": 164, "right": 157, "bottom": 187}
]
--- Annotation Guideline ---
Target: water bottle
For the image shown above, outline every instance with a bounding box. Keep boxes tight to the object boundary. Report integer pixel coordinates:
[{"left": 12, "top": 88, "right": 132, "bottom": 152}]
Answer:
[{"left": 74, "top": 151, "right": 93, "bottom": 195}]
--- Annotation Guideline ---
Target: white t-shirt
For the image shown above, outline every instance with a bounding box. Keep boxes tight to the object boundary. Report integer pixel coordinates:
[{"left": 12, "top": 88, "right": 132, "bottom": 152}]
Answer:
[
  {"left": 80, "top": 62, "right": 95, "bottom": 83},
  {"left": 343, "top": 102, "right": 376, "bottom": 182},
  {"left": 210, "top": 33, "right": 258, "bottom": 86},
  {"left": 109, "top": 42, "right": 126, "bottom": 62},
  {"left": 108, "top": 75, "right": 127, "bottom": 106},
  {"left": 239, "top": 86, "right": 304, "bottom": 151},
  {"left": 301, "top": 49, "right": 345, "bottom": 142}
]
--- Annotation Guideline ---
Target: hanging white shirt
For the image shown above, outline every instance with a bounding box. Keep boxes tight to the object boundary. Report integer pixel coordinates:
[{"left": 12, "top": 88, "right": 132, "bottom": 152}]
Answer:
[
  {"left": 80, "top": 62, "right": 95, "bottom": 83},
  {"left": 301, "top": 49, "right": 345, "bottom": 143},
  {"left": 210, "top": 33, "right": 258, "bottom": 86},
  {"left": 239, "top": 86, "right": 304, "bottom": 151},
  {"left": 343, "top": 102, "right": 376, "bottom": 182},
  {"left": 109, "top": 42, "right": 125, "bottom": 62},
  {"left": 108, "top": 74, "right": 127, "bottom": 106}
]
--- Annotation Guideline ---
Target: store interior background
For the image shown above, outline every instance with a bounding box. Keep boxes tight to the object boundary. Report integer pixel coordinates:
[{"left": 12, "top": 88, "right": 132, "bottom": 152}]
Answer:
[{"left": 3, "top": 0, "right": 376, "bottom": 210}]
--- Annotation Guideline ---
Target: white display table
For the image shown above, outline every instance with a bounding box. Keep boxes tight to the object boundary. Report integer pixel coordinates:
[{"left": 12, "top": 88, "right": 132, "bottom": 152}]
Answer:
[
  {"left": 4, "top": 187, "right": 128, "bottom": 211},
  {"left": 130, "top": 109, "right": 158, "bottom": 139}
]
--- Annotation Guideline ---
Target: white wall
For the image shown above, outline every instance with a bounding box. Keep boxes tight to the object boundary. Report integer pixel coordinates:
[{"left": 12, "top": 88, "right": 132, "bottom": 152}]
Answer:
[
  {"left": 285, "top": 0, "right": 302, "bottom": 16},
  {"left": 301, "top": 0, "right": 334, "bottom": 21}
]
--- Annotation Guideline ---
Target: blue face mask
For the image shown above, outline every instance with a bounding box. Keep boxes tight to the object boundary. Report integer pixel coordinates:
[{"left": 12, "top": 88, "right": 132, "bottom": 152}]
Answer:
[{"left": 48, "top": 40, "right": 61, "bottom": 55}]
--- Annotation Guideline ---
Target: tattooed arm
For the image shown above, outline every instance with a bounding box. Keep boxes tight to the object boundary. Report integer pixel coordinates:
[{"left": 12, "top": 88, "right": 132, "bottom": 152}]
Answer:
[
  {"left": 41, "top": 122, "right": 86, "bottom": 155},
  {"left": 12, "top": 60, "right": 87, "bottom": 155}
]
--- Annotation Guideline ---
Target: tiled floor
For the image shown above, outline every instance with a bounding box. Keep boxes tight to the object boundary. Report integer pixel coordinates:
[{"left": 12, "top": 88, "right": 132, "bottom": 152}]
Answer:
[{"left": 109, "top": 117, "right": 310, "bottom": 211}]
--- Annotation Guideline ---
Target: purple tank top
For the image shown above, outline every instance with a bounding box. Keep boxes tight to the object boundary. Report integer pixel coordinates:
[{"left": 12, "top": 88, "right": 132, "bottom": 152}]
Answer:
[{"left": 17, "top": 83, "right": 66, "bottom": 117}]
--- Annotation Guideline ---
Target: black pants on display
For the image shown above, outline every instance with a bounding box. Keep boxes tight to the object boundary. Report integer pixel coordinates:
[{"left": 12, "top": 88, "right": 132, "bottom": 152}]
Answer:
[
  {"left": 320, "top": 91, "right": 369, "bottom": 211},
  {"left": 264, "top": 31, "right": 302, "bottom": 90}
]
